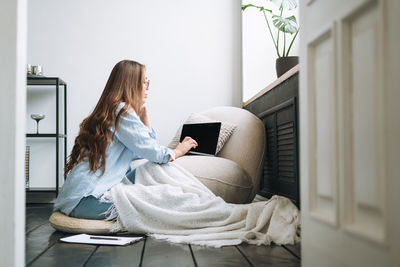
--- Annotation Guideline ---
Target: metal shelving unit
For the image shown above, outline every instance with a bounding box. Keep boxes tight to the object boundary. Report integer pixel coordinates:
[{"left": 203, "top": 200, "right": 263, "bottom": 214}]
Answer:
[{"left": 26, "top": 76, "right": 67, "bottom": 197}]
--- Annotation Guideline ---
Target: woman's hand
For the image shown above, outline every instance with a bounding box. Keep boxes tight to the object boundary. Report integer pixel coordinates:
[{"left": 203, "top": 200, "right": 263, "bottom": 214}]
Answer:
[
  {"left": 138, "top": 104, "right": 151, "bottom": 130},
  {"left": 170, "top": 137, "right": 198, "bottom": 161}
]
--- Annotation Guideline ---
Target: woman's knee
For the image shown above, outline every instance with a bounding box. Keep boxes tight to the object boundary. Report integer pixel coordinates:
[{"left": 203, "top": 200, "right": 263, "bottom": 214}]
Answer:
[{"left": 69, "top": 195, "right": 111, "bottom": 220}]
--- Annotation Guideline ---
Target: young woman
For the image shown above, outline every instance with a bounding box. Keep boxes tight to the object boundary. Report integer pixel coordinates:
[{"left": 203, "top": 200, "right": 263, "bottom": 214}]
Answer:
[{"left": 54, "top": 59, "right": 198, "bottom": 220}]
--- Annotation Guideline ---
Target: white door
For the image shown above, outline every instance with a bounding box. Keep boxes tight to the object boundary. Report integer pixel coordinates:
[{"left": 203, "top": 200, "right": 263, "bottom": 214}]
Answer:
[{"left": 300, "top": 0, "right": 400, "bottom": 266}]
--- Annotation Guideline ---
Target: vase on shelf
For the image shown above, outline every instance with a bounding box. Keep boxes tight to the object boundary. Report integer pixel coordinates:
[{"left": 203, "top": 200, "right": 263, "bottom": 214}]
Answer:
[
  {"left": 276, "top": 56, "right": 299, "bottom": 77},
  {"left": 30, "top": 114, "right": 45, "bottom": 134}
]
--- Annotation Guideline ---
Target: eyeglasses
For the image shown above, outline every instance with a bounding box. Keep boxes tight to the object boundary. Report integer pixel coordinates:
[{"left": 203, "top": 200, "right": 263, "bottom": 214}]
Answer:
[{"left": 144, "top": 79, "right": 150, "bottom": 88}]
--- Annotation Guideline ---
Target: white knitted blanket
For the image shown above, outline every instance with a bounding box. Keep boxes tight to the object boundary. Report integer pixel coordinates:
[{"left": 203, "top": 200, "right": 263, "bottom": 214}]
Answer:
[{"left": 101, "top": 160, "right": 300, "bottom": 248}]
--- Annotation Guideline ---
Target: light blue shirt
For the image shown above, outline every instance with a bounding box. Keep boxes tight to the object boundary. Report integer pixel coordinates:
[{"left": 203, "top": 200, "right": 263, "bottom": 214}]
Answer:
[{"left": 53, "top": 102, "right": 175, "bottom": 215}]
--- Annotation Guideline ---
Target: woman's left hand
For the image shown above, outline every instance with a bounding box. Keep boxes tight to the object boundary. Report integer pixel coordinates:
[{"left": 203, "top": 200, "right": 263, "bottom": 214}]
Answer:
[
  {"left": 138, "top": 103, "right": 147, "bottom": 119},
  {"left": 139, "top": 104, "right": 151, "bottom": 130}
]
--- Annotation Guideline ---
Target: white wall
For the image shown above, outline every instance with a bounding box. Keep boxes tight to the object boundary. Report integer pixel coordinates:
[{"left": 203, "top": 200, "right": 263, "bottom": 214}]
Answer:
[
  {"left": 0, "top": 0, "right": 27, "bottom": 265},
  {"left": 242, "top": 0, "right": 299, "bottom": 102},
  {"left": 27, "top": 0, "right": 242, "bottom": 188}
]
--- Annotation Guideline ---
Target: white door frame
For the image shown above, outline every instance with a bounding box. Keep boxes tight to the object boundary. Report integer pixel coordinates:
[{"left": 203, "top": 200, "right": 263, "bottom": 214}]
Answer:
[
  {"left": 0, "top": 0, "right": 28, "bottom": 266},
  {"left": 300, "top": 0, "right": 400, "bottom": 266}
]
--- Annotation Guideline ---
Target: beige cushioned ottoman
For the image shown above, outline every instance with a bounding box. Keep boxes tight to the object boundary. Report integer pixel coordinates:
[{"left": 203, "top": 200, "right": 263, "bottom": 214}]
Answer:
[{"left": 174, "top": 106, "right": 266, "bottom": 204}]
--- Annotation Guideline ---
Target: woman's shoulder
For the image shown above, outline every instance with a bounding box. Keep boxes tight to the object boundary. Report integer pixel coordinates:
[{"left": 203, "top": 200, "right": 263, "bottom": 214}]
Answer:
[
  {"left": 116, "top": 102, "right": 138, "bottom": 118},
  {"left": 113, "top": 102, "right": 143, "bottom": 130}
]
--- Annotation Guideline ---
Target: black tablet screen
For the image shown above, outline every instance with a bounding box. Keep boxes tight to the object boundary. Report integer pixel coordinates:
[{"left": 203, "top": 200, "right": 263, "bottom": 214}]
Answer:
[{"left": 180, "top": 122, "right": 221, "bottom": 155}]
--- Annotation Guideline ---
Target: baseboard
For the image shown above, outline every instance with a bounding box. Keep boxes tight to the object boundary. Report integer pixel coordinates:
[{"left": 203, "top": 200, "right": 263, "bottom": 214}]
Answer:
[{"left": 26, "top": 192, "right": 56, "bottom": 204}]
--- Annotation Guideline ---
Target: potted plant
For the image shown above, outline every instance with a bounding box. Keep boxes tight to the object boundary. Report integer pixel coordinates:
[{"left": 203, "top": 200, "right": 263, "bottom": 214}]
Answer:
[{"left": 242, "top": 0, "right": 299, "bottom": 77}]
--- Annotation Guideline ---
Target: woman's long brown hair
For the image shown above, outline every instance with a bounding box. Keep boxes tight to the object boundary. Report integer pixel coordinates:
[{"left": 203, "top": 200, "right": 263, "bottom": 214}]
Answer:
[{"left": 64, "top": 60, "right": 146, "bottom": 177}]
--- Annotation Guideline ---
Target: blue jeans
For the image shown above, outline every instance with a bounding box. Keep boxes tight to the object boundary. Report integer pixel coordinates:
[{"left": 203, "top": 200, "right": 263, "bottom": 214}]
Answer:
[{"left": 69, "top": 168, "right": 136, "bottom": 220}]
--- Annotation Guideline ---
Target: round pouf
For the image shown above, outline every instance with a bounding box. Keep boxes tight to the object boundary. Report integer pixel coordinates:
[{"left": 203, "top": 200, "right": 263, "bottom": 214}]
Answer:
[{"left": 49, "top": 212, "right": 115, "bottom": 234}]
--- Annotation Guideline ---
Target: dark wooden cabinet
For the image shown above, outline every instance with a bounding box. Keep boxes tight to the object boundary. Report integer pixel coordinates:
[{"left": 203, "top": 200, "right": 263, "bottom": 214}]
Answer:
[{"left": 243, "top": 67, "right": 300, "bottom": 208}]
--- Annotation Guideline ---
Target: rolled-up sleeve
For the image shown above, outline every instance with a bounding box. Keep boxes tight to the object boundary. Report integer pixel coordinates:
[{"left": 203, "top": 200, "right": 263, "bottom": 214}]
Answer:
[{"left": 113, "top": 111, "right": 175, "bottom": 164}]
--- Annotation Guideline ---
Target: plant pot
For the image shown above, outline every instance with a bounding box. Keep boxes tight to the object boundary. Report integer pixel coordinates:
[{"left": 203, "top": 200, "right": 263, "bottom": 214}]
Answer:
[{"left": 276, "top": 56, "right": 299, "bottom": 77}]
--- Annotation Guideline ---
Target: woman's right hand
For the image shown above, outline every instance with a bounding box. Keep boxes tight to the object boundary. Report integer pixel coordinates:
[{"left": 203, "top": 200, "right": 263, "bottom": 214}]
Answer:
[{"left": 172, "top": 136, "right": 198, "bottom": 160}]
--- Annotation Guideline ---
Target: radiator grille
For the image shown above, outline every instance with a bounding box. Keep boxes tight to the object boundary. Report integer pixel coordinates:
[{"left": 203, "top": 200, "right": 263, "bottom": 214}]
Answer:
[{"left": 259, "top": 97, "right": 299, "bottom": 206}]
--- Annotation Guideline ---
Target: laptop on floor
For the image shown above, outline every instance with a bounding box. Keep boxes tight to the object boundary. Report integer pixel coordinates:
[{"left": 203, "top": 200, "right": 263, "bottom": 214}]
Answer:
[{"left": 179, "top": 122, "right": 221, "bottom": 156}]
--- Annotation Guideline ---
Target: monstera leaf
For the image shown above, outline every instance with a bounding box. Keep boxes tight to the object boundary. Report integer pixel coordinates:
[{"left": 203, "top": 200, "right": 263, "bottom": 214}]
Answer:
[
  {"left": 270, "top": 0, "right": 298, "bottom": 10},
  {"left": 272, "top": 15, "right": 298, "bottom": 34},
  {"left": 241, "top": 4, "right": 272, "bottom": 13}
]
